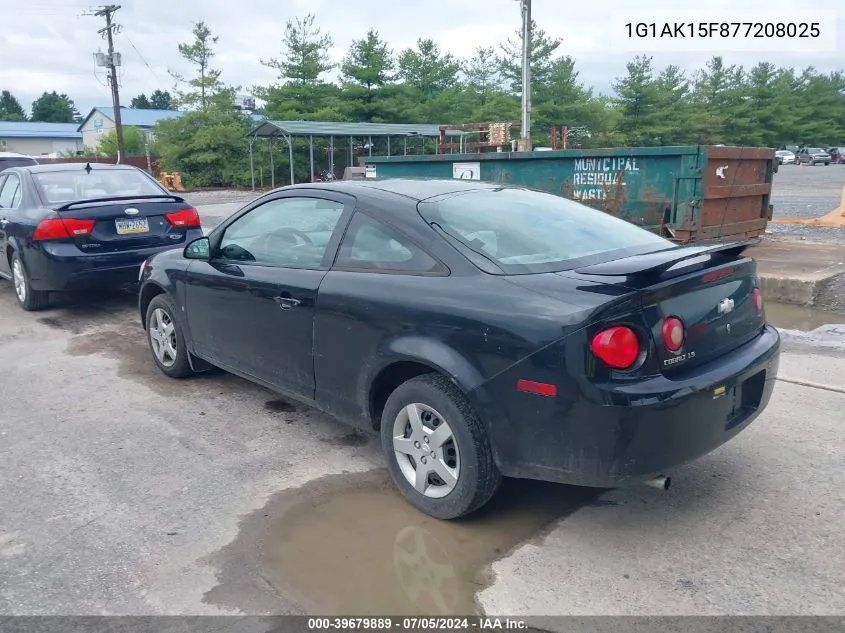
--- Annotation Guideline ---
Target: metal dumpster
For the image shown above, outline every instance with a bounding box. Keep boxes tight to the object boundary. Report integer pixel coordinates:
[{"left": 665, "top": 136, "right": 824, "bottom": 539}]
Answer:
[{"left": 361, "top": 145, "right": 776, "bottom": 243}]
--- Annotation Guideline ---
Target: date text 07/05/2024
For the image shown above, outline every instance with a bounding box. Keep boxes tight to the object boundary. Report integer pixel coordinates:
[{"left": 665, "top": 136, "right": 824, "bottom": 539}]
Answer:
[{"left": 624, "top": 22, "right": 820, "bottom": 39}]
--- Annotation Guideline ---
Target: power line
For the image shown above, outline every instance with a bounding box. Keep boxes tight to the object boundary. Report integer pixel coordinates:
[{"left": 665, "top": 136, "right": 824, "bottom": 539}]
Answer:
[{"left": 123, "top": 32, "right": 161, "bottom": 82}]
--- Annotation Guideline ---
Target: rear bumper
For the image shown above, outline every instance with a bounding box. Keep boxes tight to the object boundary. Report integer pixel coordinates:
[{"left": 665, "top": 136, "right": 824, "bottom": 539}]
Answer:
[
  {"left": 483, "top": 325, "right": 781, "bottom": 487},
  {"left": 23, "top": 231, "right": 202, "bottom": 292}
]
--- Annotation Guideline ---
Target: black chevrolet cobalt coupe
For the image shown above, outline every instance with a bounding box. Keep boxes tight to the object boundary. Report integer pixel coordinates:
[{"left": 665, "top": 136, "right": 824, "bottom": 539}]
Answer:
[
  {"left": 0, "top": 163, "right": 203, "bottom": 310},
  {"left": 138, "top": 179, "right": 780, "bottom": 519}
]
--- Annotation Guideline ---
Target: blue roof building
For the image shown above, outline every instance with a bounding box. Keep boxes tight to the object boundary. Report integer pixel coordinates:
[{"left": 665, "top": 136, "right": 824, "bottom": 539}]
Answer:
[
  {"left": 0, "top": 121, "right": 82, "bottom": 156},
  {"left": 77, "top": 106, "right": 185, "bottom": 149}
]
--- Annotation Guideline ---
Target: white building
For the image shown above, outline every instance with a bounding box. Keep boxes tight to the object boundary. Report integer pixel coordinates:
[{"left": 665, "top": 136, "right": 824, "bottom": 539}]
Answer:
[
  {"left": 0, "top": 121, "right": 83, "bottom": 156},
  {"left": 77, "top": 107, "right": 185, "bottom": 149}
]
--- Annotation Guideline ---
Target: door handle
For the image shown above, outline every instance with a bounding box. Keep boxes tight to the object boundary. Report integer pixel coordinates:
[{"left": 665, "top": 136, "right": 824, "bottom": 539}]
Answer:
[{"left": 274, "top": 296, "right": 301, "bottom": 310}]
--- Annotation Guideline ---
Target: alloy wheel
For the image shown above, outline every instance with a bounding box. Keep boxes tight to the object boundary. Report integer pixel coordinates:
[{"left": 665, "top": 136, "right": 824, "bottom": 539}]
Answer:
[
  {"left": 148, "top": 307, "right": 178, "bottom": 368},
  {"left": 12, "top": 259, "right": 26, "bottom": 303}
]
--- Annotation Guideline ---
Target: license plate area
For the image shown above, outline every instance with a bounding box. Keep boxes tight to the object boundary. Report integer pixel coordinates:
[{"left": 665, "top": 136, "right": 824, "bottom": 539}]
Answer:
[
  {"left": 725, "top": 369, "right": 766, "bottom": 430},
  {"left": 115, "top": 218, "right": 150, "bottom": 235}
]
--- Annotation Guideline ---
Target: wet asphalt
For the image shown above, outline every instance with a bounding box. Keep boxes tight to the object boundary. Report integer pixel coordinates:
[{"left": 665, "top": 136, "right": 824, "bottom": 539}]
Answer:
[{"left": 0, "top": 177, "right": 843, "bottom": 617}]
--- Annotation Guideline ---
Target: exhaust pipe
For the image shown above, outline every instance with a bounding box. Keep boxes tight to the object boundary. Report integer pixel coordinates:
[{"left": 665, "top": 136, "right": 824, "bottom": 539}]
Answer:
[{"left": 644, "top": 475, "right": 671, "bottom": 490}]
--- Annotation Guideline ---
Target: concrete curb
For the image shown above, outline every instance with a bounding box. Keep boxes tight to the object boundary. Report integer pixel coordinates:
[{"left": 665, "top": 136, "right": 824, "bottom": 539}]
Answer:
[
  {"left": 759, "top": 274, "right": 818, "bottom": 306},
  {"left": 760, "top": 270, "right": 845, "bottom": 307}
]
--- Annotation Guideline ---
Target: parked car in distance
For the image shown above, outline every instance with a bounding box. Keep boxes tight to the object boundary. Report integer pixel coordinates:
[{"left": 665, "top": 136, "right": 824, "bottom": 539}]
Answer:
[
  {"left": 826, "top": 147, "right": 845, "bottom": 164},
  {"left": 795, "top": 147, "right": 831, "bottom": 165},
  {"left": 0, "top": 162, "right": 203, "bottom": 310},
  {"left": 775, "top": 150, "right": 795, "bottom": 165},
  {"left": 138, "top": 179, "right": 781, "bottom": 520},
  {"left": 0, "top": 152, "right": 38, "bottom": 172}
]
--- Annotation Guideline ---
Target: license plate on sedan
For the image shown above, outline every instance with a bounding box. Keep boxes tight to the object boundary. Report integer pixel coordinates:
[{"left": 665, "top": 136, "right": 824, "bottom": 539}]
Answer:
[{"left": 115, "top": 218, "right": 150, "bottom": 235}]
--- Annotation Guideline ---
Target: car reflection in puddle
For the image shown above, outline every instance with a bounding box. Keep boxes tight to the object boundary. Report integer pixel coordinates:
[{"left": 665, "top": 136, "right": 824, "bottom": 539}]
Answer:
[{"left": 204, "top": 469, "right": 600, "bottom": 615}]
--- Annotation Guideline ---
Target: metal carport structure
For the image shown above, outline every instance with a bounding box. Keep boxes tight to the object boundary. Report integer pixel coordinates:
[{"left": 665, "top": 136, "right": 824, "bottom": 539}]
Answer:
[{"left": 246, "top": 120, "right": 463, "bottom": 190}]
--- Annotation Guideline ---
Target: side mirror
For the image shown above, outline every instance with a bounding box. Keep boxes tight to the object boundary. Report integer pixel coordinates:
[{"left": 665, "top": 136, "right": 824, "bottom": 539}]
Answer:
[{"left": 184, "top": 237, "right": 210, "bottom": 260}]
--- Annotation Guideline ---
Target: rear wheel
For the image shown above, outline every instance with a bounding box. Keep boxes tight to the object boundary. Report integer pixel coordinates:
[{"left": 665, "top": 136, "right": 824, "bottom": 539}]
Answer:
[
  {"left": 145, "top": 294, "right": 194, "bottom": 378},
  {"left": 11, "top": 252, "right": 50, "bottom": 311},
  {"left": 380, "top": 373, "right": 502, "bottom": 520}
]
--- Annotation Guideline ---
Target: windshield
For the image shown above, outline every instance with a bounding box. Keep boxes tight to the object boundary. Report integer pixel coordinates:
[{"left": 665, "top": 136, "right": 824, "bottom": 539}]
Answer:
[
  {"left": 33, "top": 168, "right": 164, "bottom": 204},
  {"left": 419, "top": 187, "right": 674, "bottom": 275}
]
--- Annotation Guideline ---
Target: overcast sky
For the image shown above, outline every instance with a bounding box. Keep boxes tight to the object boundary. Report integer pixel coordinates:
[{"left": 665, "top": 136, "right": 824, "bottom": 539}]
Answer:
[{"left": 2, "top": 0, "right": 840, "bottom": 118}]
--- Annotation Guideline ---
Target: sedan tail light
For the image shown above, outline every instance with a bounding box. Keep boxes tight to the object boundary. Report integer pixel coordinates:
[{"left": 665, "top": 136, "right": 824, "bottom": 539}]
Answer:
[
  {"left": 33, "top": 218, "right": 95, "bottom": 241},
  {"left": 165, "top": 207, "right": 201, "bottom": 227},
  {"left": 661, "top": 316, "right": 685, "bottom": 352},
  {"left": 591, "top": 325, "right": 640, "bottom": 369}
]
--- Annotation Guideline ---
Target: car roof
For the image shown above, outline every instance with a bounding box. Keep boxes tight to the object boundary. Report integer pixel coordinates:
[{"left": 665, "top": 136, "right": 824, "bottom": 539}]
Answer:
[
  {"left": 283, "top": 178, "right": 503, "bottom": 201},
  {"left": 19, "top": 163, "right": 143, "bottom": 174},
  {"left": 0, "top": 152, "right": 36, "bottom": 159}
]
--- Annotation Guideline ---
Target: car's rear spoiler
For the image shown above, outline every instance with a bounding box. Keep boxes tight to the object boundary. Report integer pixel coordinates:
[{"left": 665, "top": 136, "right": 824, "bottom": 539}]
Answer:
[
  {"left": 55, "top": 194, "right": 186, "bottom": 211},
  {"left": 574, "top": 238, "right": 759, "bottom": 277}
]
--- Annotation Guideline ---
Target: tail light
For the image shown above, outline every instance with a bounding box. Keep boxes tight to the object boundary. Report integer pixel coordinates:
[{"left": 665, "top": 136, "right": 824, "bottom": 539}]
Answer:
[
  {"left": 752, "top": 287, "right": 763, "bottom": 314},
  {"left": 591, "top": 325, "right": 640, "bottom": 369},
  {"left": 165, "top": 207, "right": 201, "bottom": 227},
  {"left": 33, "top": 218, "right": 95, "bottom": 241},
  {"left": 661, "top": 316, "right": 685, "bottom": 352}
]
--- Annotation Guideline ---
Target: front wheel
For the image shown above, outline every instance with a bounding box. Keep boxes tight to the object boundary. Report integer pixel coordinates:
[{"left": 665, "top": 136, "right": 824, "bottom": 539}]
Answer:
[
  {"left": 381, "top": 373, "right": 502, "bottom": 520},
  {"left": 145, "top": 294, "right": 194, "bottom": 378}
]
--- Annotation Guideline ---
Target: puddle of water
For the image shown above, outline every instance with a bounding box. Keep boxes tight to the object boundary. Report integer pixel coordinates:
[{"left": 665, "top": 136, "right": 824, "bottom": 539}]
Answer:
[
  {"left": 765, "top": 301, "right": 845, "bottom": 332},
  {"left": 204, "top": 469, "right": 599, "bottom": 616}
]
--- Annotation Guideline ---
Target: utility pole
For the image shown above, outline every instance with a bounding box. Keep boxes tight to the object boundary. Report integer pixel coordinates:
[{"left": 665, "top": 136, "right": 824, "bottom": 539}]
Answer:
[
  {"left": 94, "top": 5, "right": 125, "bottom": 163},
  {"left": 518, "top": 0, "right": 532, "bottom": 151}
]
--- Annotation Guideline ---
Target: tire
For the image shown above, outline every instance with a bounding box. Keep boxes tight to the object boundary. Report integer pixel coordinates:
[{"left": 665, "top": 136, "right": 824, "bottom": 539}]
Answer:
[
  {"left": 10, "top": 252, "right": 50, "bottom": 311},
  {"left": 380, "top": 373, "right": 502, "bottom": 520},
  {"left": 825, "top": 162, "right": 830, "bottom": 166},
  {"left": 145, "top": 294, "right": 194, "bottom": 378}
]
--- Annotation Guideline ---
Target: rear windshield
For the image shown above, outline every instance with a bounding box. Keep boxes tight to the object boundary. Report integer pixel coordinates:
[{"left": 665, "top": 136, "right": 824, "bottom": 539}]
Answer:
[
  {"left": 0, "top": 157, "right": 38, "bottom": 171},
  {"left": 33, "top": 168, "right": 163, "bottom": 204},
  {"left": 418, "top": 187, "right": 674, "bottom": 275}
]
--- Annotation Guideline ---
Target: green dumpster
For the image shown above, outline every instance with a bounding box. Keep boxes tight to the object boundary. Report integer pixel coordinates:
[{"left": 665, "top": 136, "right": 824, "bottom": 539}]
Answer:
[{"left": 361, "top": 145, "right": 776, "bottom": 243}]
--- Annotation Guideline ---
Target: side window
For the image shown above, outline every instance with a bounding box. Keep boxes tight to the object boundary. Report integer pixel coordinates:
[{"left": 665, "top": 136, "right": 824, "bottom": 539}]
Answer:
[
  {"left": 335, "top": 213, "right": 444, "bottom": 274},
  {"left": 218, "top": 196, "right": 345, "bottom": 268},
  {"left": 0, "top": 175, "right": 20, "bottom": 209}
]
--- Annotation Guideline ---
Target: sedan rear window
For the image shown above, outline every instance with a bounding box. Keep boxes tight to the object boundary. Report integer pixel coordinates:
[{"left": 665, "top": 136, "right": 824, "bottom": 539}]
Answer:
[
  {"left": 0, "top": 157, "right": 38, "bottom": 171},
  {"left": 34, "top": 168, "right": 164, "bottom": 204},
  {"left": 418, "top": 187, "right": 674, "bottom": 274}
]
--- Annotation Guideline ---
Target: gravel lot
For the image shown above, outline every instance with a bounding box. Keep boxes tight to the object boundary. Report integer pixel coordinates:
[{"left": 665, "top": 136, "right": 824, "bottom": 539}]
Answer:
[{"left": 770, "top": 162, "right": 845, "bottom": 220}]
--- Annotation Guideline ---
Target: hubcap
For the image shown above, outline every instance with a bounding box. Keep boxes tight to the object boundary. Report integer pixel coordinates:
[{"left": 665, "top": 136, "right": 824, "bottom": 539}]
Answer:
[
  {"left": 148, "top": 308, "right": 177, "bottom": 368},
  {"left": 12, "top": 260, "right": 26, "bottom": 303},
  {"left": 392, "top": 403, "right": 460, "bottom": 499}
]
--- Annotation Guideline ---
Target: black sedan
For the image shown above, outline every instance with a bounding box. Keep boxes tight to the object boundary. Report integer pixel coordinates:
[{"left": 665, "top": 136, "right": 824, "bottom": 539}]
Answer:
[
  {"left": 138, "top": 179, "right": 781, "bottom": 519},
  {"left": 0, "top": 162, "right": 203, "bottom": 310}
]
